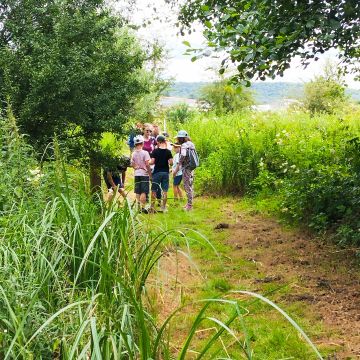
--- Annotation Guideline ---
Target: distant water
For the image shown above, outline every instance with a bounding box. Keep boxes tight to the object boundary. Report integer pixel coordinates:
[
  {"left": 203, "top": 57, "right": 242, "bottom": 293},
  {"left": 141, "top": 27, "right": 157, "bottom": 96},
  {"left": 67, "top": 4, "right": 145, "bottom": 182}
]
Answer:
[{"left": 165, "top": 81, "right": 360, "bottom": 105}]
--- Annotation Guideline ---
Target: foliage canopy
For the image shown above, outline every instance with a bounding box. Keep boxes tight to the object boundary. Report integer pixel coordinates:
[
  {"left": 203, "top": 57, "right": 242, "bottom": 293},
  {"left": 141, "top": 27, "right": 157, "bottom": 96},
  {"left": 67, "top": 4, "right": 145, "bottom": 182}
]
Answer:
[
  {"left": 0, "top": 0, "right": 152, "bottom": 160},
  {"left": 178, "top": 0, "right": 360, "bottom": 84}
]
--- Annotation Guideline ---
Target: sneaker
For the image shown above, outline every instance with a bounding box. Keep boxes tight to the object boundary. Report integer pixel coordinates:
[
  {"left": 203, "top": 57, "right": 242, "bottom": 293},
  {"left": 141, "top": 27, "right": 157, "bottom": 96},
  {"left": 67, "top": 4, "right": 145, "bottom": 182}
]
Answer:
[
  {"left": 160, "top": 206, "right": 168, "bottom": 213},
  {"left": 183, "top": 205, "right": 193, "bottom": 212},
  {"left": 141, "top": 208, "right": 149, "bottom": 214}
]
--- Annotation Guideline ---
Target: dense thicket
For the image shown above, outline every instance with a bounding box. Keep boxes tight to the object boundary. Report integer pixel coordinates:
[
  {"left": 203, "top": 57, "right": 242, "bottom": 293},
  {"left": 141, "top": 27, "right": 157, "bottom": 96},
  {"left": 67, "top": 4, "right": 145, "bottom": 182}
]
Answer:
[{"left": 184, "top": 109, "right": 360, "bottom": 246}]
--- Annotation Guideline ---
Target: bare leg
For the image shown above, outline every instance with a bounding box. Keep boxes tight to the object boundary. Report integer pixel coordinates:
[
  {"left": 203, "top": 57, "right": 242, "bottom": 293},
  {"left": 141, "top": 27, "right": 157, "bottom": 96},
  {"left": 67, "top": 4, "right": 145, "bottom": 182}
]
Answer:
[
  {"left": 151, "top": 191, "right": 157, "bottom": 210},
  {"left": 173, "top": 185, "right": 178, "bottom": 200},
  {"left": 140, "top": 193, "right": 146, "bottom": 207},
  {"left": 178, "top": 186, "right": 184, "bottom": 200},
  {"left": 162, "top": 192, "right": 168, "bottom": 209},
  {"left": 119, "top": 188, "right": 126, "bottom": 199}
]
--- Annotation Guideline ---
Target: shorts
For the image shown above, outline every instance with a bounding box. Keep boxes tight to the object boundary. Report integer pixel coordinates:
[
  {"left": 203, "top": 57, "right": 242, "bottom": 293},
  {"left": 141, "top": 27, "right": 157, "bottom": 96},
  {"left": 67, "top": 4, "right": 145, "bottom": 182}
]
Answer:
[
  {"left": 134, "top": 176, "right": 150, "bottom": 195},
  {"left": 151, "top": 172, "right": 170, "bottom": 193},
  {"left": 173, "top": 174, "right": 182, "bottom": 186},
  {"left": 105, "top": 176, "right": 123, "bottom": 190}
]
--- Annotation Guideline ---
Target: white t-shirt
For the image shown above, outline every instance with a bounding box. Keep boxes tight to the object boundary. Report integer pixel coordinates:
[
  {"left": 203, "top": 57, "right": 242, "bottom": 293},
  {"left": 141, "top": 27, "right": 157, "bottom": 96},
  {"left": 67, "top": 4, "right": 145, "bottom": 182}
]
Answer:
[{"left": 172, "top": 153, "right": 182, "bottom": 176}]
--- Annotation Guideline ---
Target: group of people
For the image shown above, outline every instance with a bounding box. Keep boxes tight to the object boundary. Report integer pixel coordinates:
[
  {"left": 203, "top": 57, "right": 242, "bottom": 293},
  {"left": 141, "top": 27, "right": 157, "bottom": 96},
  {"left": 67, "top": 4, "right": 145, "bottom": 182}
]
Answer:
[{"left": 104, "top": 122, "right": 196, "bottom": 213}]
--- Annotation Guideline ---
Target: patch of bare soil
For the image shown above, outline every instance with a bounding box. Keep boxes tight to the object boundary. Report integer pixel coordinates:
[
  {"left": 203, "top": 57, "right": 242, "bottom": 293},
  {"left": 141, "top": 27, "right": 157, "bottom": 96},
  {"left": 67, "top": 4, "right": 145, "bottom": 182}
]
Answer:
[
  {"left": 147, "top": 249, "right": 201, "bottom": 322},
  {"left": 224, "top": 212, "right": 360, "bottom": 359}
]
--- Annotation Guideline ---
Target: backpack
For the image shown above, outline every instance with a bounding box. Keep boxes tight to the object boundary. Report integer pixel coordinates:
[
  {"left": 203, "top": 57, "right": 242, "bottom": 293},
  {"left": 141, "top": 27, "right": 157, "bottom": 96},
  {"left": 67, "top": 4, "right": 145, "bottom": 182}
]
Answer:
[{"left": 187, "top": 147, "right": 200, "bottom": 170}]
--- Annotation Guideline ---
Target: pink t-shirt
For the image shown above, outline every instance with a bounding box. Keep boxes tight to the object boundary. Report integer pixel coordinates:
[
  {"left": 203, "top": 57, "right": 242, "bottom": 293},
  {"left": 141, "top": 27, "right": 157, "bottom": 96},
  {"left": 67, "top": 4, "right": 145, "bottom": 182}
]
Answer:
[
  {"left": 143, "top": 137, "right": 156, "bottom": 154},
  {"left": 131, "top": 149, "right": 150, "bottom": 176}
]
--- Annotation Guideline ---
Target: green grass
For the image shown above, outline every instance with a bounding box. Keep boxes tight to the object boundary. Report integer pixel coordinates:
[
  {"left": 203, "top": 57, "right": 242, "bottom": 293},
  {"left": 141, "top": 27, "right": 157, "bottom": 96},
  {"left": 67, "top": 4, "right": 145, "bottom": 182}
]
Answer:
[{"left": 145, "top": 193, "right": 331, "bottom": 359}]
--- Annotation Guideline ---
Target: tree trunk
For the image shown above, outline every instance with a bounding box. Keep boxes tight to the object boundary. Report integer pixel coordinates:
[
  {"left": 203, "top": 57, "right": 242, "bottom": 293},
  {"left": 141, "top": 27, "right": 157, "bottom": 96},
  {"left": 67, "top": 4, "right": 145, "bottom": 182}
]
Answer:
[{"left": 89, "top": 155, "right": 101, "bottom": 194}]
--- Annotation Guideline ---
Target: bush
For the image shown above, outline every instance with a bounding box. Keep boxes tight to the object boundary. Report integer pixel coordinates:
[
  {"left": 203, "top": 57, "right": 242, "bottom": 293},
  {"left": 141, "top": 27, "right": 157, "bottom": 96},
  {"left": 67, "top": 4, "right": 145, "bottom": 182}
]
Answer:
[
  {"left": 302, "top": 63, "right": 349, "bottom": 115},
  {"left": 186, "top": 109, "right": 360, "bottom": 245},
  {"left": 166, "top": 102, "right": 196, "bottom": 126},
  {"left": 281, "top": 164, "right": 360, "bottom": 244},
  {"left": 200, "top": 79, "right": 254, "bottom": 115}
]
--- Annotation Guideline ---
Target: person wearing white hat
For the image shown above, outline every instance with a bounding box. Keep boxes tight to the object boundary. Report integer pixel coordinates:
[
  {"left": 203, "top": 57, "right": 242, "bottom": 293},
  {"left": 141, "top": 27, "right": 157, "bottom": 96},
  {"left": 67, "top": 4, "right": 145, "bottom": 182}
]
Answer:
[
  {"left": 131, "top": 135, "right": 152, "bottom": 213},
  {"left": 172, "top": 130, "right": 196, "bottom": 211}
]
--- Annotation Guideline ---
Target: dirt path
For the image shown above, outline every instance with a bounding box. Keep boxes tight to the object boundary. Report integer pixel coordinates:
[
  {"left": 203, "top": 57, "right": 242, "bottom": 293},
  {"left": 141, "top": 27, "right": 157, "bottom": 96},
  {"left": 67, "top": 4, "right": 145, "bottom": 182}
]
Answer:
[
  {"left": 217, "top": 207, "right": 360, "bottom": 359},
  {"left": 147, "top": 198, "right": 359, "bottom": 358}
]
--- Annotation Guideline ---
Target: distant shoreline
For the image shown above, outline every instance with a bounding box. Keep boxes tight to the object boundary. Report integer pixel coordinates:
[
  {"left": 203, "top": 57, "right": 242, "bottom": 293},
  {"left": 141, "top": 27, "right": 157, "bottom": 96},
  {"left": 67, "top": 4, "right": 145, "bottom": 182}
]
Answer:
[{"left": 164, "top": 81, "right": 360, "bottom": 105}]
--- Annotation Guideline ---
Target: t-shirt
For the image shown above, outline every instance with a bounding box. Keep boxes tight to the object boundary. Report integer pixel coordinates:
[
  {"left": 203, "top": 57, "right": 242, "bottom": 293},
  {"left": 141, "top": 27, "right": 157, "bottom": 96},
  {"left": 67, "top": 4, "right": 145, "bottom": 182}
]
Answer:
[
  {"left": 143, "top": 137, "right": 156, "bottom": 154},
  {"left": 131, "top": 149, "right": 151, "bottom": 176},
  {"left": 172, "top": 153, "right": 182, "bottom": 176},
  {"left": 180, "top": 141, "right": 196, "bottom": 169},
  {"left": 151, "top": 148, "right": 173, "bottom": 174}
]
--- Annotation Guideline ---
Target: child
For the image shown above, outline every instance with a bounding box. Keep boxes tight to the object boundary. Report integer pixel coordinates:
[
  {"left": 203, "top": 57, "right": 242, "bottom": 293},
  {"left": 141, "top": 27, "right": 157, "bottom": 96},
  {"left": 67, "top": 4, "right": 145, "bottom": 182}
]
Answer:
[
  {"left": 131, "top": 135, "right": 152, "bottom": 213},
  {"left": 172, "top": 143, "right": 183, "bottom": 203},
  {"left": 103, "top": 155, "right": 130, "bottom": 200},
  {"left": 150, "top": 135, "right": 173, "bottom": 212}
]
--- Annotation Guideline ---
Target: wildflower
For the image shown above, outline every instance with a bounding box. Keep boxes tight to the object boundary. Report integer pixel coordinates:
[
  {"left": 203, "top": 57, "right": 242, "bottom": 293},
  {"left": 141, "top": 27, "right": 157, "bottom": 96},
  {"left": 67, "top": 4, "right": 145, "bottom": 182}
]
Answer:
[
  {"left": 295, "top": 169, "right": 300, "bottom": 173},
  {"left": 290, "top": 164, "right": 296, "bottom": 169},
  {"left": 281, "top": 207, "right": 288, "bottom": 213},
  {"left": 4, "top": 329, "right": 7, "bottom": 333},
  {"left": 283, "top": 168, "right": 288, "bottom": 173},
  {"left": 29, "top": 168, "right": 41, "bottom": 175},
  {"left": 27, "top": 168, "right": 44, "bottom": 183}
]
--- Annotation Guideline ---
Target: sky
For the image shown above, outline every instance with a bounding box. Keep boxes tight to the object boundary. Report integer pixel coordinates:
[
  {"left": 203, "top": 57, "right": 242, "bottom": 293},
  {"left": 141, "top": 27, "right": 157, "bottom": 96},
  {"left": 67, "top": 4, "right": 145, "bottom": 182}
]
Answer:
[{"left": 116, "top": 0, "right": 360, "bottom": 89}]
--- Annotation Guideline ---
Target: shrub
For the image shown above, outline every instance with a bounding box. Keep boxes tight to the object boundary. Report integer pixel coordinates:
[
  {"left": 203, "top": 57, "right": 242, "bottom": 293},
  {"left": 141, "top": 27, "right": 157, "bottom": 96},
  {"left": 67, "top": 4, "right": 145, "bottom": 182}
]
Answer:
[
  {"left": 166, "top": 102, "right": 196, "bottom": 127},
  {"left": 200, "top": 79, "right": 254, "bottom": 115},
  {"left": 187, "top": 109, "right": 360, "bottom": 245},
  {"left": 302, "top": 63, "right": 349, "bottom": 115},
  {"left": 281, "top": 164, "right": 360, "bottom": 245}
]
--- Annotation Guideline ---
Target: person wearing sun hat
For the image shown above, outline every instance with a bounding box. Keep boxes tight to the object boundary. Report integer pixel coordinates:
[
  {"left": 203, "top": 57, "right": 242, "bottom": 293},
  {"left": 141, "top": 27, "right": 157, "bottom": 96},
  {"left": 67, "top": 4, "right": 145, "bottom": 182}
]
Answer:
[
  {"left": 172, "top": 130, "right": 196, "bottom": 211},
  {"left": 131, "top": 135, "right": 152, "bottom": 213}
]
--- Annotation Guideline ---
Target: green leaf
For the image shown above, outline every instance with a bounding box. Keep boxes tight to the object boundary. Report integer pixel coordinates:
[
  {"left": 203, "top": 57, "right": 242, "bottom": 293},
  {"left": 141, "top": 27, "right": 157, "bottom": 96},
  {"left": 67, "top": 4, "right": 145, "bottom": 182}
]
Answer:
[
  {"left": 191, "top": 56, "right": 197, "bottom": 62},
  {"left": 204, "top": 20, "right": 212, "bottom": 29},
  {"left": 182, "top": 41, "right": 191, "bottom": 47}
]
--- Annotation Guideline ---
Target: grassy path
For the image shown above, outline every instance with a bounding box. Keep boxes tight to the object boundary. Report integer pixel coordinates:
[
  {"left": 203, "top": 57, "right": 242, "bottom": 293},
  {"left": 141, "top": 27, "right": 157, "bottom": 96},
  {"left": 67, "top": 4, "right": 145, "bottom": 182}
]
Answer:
[{"left": 139, "top": 196, "right": 360, "bottom": 359}]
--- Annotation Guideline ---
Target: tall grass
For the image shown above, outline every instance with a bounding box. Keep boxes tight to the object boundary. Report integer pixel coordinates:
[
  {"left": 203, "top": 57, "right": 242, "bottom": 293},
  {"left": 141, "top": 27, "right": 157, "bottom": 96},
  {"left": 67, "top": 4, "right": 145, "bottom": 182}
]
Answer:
[{"left": 181, "top": 108, "right": 360, "bottom": 246}]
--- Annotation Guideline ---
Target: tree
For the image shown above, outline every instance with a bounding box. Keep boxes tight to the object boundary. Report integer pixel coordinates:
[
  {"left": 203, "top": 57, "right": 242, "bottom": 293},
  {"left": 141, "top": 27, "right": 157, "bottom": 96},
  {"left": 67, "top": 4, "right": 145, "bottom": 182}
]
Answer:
[
  {"left": 0, "top": 0, "right": 154, "bottom": 190},
  {"left": 200, "top": 79, "right": 253, "bottom": 114},
  {"left": 177, "top": 1, "right": 360, "bottom": 85},
  {"left": 166, "top": 103, "right": 195, "bottom": 125},
  {"left": 302, "top": 62, "right": 348, "bottom": 115}
]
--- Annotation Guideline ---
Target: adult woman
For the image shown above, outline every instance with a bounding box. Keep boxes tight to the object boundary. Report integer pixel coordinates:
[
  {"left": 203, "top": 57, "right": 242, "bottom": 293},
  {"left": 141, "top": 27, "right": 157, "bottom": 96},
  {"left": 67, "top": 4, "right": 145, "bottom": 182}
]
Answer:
[
  {"left": 172, "top": 130, "right": 196, "bottom": 211},
  {"left": 142, "top": 123, "right": 156, "bottom": 155}
]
